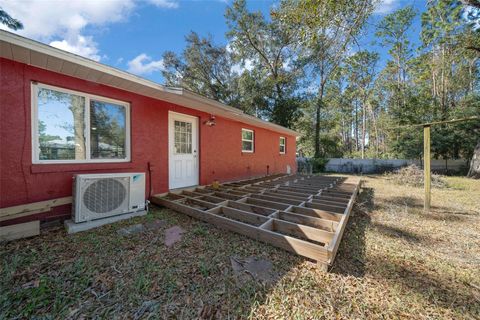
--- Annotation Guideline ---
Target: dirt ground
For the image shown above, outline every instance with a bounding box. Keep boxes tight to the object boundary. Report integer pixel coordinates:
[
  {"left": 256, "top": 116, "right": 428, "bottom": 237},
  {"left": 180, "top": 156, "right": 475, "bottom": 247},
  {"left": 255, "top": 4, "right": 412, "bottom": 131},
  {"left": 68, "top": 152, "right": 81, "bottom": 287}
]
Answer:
[{"left": 1, "top": 175, "right": 479, "bottom": 319}]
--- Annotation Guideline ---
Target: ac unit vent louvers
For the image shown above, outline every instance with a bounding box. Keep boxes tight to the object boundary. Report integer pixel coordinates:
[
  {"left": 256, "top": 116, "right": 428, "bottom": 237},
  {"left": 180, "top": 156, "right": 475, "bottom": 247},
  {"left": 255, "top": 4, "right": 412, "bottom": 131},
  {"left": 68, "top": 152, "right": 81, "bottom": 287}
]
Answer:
[{"left": 83, "top": 178, "right": 128, "bottom": 214}]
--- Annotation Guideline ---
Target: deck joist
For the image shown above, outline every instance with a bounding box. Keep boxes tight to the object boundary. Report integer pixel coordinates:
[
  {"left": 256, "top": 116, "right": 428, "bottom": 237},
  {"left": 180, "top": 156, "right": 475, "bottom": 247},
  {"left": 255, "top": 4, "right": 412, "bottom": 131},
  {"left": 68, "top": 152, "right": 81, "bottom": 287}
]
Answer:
[{"left": 151, "top": 174, "right": 361, "bottom": 269}]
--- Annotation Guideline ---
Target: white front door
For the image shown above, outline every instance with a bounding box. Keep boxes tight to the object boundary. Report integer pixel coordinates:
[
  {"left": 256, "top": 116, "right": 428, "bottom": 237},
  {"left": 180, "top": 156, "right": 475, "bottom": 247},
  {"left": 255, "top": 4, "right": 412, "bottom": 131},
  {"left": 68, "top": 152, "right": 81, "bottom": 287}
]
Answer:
[{"left": 168, "top": 112, "right": 199, "bottom": 189}]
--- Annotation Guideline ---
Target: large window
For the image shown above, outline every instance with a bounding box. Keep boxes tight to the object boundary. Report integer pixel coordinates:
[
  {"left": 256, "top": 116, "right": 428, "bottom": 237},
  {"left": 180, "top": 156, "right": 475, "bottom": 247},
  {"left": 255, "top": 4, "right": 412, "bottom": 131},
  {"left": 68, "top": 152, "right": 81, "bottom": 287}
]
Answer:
[
  {"left": 279, "top": 137, "right": 286, "bottom": 154},
  {"left": 32, "top": 83, "right": 130, "bottom": 163},
  {"left": 242, "top": 128, "right": 254, "bottom": 153}
]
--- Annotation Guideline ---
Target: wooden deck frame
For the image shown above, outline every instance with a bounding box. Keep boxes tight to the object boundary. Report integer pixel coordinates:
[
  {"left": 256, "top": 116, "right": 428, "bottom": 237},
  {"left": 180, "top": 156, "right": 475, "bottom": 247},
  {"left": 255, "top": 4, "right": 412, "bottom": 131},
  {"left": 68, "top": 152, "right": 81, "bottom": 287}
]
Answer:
[{"left": 151, "top": 174, "right": 361, "bottom": 270}]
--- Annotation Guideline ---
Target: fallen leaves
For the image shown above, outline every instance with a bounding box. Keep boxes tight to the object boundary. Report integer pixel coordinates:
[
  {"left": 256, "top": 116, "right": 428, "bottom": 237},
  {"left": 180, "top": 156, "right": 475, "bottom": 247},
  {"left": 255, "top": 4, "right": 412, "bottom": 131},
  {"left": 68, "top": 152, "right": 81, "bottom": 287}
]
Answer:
[{"left": 1, "top": 176, "right": 479, "bottom": 319}]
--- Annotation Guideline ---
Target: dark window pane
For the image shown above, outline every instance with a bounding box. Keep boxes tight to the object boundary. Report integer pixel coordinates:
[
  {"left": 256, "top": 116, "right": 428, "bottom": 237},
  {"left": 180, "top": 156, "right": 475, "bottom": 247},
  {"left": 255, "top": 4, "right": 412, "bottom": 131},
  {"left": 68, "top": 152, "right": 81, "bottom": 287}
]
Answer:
[
  {"left": 90, "top": 100, "right": 127, "bottom": 159},
  {"left": 242, "top": 141, "right": 253, "bottom": 151},
  {"left": 242, "top": 130, "right": 253, "bottom": 140}
]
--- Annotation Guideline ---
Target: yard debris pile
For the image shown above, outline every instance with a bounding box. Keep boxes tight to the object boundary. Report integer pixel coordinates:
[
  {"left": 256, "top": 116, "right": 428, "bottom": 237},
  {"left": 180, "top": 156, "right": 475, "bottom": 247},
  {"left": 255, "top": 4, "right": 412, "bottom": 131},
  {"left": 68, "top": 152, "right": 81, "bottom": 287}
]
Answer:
[{"left": 386, "top": 164, "right": 448, "bottom": 188}]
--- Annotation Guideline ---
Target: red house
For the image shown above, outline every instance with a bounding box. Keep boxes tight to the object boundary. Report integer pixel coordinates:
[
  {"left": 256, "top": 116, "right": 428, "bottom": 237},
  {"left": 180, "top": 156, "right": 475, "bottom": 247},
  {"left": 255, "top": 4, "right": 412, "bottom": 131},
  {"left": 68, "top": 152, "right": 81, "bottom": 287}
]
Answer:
[{"left": 0, "top": 31, "right": 298, "bottom": 225}]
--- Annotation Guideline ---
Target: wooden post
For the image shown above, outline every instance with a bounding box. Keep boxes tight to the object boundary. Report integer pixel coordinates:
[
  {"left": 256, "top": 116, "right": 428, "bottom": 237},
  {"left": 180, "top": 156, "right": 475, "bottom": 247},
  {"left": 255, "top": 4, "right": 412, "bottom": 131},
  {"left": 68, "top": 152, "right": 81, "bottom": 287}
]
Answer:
[{"left": 424, "top": 125, "right": 431, "bottom": 212}]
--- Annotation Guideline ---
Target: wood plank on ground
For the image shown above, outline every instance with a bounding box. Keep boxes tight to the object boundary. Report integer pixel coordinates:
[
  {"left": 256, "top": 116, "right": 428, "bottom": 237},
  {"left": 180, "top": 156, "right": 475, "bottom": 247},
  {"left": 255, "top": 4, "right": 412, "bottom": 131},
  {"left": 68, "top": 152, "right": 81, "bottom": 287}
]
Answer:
[{"left": 0, "top": 221, "right": 40, "bottom": 241}]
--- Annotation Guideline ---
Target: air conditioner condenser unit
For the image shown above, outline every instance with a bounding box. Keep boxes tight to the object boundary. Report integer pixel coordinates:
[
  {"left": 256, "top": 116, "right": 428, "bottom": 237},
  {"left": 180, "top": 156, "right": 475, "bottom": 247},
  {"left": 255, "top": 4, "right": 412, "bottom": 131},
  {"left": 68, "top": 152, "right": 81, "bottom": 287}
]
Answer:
[{"left": 65, "top": 172, "right": 147, "bottom": 233}]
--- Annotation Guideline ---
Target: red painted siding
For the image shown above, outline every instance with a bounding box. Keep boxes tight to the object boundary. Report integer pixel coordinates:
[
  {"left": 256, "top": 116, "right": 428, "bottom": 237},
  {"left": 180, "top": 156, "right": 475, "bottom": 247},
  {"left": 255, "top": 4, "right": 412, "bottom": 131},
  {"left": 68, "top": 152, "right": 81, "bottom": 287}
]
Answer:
[{"left": 0, "top": 58, "right": 296, "bottom": 222}]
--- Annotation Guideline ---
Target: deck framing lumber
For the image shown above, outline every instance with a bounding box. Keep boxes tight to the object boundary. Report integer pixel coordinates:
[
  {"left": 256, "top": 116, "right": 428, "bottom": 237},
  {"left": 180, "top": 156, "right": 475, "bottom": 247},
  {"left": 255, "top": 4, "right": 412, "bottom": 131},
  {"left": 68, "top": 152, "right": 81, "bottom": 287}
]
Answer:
[{"left": 152, "top": 174, "right": 361, "bottom": 269}]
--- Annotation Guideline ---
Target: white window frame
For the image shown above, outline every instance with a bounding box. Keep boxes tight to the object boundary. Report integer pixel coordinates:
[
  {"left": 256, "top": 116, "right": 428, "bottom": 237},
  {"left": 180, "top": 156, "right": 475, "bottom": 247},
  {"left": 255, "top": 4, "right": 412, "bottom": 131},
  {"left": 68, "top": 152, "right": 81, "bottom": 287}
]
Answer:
[
  {"left": 279, "top": 136, "right": 286, "bottom": 154},
  {"left": 241, "top": 128, "right": 254, "bottom": 153},
  {"left": 31, "top": 82, "right": 131, "bottom": 164}
]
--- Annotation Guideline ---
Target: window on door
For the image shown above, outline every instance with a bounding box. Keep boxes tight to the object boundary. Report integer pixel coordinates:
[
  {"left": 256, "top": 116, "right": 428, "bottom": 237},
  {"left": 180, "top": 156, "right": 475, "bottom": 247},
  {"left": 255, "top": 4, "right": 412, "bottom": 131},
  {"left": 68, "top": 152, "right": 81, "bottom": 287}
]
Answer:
[
  {"left": 174, "top": 120, "right": 193, "bottom": 154},
  {"left": 279, "top": 137, "right": 286, "bottom": 154},
  {"left": 242, "top": 128, "right": 254, "bottom": 152}
]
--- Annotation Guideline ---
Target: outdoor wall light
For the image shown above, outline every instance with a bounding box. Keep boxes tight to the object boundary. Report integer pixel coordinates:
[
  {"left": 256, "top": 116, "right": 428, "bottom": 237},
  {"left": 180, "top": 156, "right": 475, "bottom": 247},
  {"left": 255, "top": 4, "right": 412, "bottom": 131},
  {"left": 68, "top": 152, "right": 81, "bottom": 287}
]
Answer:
[{"left": 204, "top": 115, "right": 216, "bottom": 126}]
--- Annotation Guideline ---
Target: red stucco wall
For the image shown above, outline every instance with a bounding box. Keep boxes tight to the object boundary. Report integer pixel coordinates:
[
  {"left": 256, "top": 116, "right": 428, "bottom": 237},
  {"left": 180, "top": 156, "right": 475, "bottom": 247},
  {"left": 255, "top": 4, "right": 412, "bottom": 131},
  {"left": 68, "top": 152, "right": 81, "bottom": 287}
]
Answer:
[{"left": 0, "top": 58, "right": 296, "bottom": 223}]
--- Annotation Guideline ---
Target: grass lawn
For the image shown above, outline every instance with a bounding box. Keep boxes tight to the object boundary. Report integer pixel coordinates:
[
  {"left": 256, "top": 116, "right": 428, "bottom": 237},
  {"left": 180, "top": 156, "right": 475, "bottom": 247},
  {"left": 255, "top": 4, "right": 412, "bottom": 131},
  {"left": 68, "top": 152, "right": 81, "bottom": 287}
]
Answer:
[{"left": 1, "top": 175, "right": 479, "bottom": 319}]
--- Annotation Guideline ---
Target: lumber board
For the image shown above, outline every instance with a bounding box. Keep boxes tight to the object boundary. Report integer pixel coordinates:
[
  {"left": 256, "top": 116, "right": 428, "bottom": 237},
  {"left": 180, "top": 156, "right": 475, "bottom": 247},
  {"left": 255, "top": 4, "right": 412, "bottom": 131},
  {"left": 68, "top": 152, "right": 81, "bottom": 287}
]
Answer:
[
  {"left": 311, "top": 199, "right": 348, "bottom": 207},
  {"left": 327, "top": 179, "right": 361, "bottom": 264},
  {"left": 0, "top": 221, "right": 40, "bottom": 241},
  {"left": 154, "top": 195, "right": 329, "bottom": 261},
  {"left": 243, "top": 197, "right": 291, "bottom": 210},
  {"left": 208, "top": 206, "right": 268, "bottom": 226},
  {"left": 271, "top": 219, "right": 333, "bottom": 245},
  {"left": 277, "top": 211, "right": 338, "bottom": 232},
  {"left": 225, "top": 201, "right": 276, "bottom": 216},
  {"left": 305, "top": 202, "right": 346, "bottom": 214},
  {"left": 249, "top": 194, "right": 304, "bottom": 206},
  {"left": 0, "top": 197, "right": 72, "bottom": 222},
  {"left": 0, "top": 196, "right": 72, "bottom": 218},
  {"left": 288, "top": 206, "right": 343, "bottom": 222},
  {"left": 152, "top": 174, "right": 361, "bottom": 268},
  {"left": 262, "top": 191, "right": 310, "bottom": 201}
]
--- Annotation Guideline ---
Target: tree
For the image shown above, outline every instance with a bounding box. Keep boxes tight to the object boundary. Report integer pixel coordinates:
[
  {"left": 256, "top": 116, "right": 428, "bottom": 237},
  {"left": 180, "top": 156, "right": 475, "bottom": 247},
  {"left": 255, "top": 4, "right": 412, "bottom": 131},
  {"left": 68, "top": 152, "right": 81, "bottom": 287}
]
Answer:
[
  {"left": 162, "top": 32, "right": 243, "bottom": 111},
  {"left": 274, "top": 0, "right": 374, "bottom": 157},
  {"left": 376, "top": 6, "right": 416, "bottom": 114},
  {"left": 344, "top": 51, "right": 379, "bottom": 158},
  {"left": 468, "top": 141, "right": 480, "bottom": 178},
  {"left": 225, "top": 0, "right": 301, "bottom": 127},
  {"left": 0, "top": 8, "right": 23, "bottom": 30}
]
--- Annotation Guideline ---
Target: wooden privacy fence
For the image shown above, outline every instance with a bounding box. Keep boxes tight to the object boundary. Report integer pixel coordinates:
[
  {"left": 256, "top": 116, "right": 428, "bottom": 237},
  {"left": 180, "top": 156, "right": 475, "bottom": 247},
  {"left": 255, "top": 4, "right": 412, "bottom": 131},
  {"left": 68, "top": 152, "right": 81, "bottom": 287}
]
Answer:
[{"left": 151, "top": 174, "right": 361, "bottom": 270}]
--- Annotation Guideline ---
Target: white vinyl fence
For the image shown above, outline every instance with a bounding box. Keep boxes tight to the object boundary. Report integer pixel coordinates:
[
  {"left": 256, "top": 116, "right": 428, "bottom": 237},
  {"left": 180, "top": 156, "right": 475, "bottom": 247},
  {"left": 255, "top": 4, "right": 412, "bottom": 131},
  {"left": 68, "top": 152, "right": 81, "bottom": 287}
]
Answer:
[{"left": 324, "top": 158, "right": 468, "bottom": 174}]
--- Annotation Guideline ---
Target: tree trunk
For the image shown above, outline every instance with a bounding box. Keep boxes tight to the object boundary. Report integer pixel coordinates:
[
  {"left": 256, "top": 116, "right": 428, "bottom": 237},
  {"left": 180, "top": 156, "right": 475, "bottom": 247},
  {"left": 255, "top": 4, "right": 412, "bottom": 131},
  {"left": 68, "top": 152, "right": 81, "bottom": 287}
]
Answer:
[
  {"left": 314, "top": 85, "right": 325, "bottom": 159},
  {"left": 314, "top": 98, "right": 321, "bottom": 158},
  {"left": 355, "top": 100, "right": 359, "bottom": 152},
  {"left": 361, "top": 102, "right": 366, "bottom": 159},
  {"left": 70, "top": 96, "right": 86, "bottom": 160},
  {"left": 467, "top": 141, "right": 480, "bottom": 179}
]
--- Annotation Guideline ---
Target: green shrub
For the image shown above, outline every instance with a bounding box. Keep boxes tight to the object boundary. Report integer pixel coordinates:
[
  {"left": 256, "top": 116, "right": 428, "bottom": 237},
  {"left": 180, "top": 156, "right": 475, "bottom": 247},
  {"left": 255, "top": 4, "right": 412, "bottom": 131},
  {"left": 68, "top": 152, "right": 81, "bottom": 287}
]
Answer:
[{"left": 311, "top": 158, "right": 328, "bottom": 173}]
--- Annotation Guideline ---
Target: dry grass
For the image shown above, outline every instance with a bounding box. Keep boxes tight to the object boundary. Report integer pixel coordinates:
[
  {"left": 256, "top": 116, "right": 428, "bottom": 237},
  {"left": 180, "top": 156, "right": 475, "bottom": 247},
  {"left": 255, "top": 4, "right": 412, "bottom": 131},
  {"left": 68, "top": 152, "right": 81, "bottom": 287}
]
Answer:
[
  {"left": 1, "top": 175, "right": 479, "bottom": 319},
  {"left": 385, "top": 164, "right": 448, "bottom": 188}
]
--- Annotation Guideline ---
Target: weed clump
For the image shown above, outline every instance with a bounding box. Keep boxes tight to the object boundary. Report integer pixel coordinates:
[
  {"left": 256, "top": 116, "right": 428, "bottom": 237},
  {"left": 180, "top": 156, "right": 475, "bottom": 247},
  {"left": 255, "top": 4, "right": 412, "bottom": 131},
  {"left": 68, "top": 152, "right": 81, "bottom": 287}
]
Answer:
[{"left": 386, "top": 164, "right": 448, "bottom": 188}]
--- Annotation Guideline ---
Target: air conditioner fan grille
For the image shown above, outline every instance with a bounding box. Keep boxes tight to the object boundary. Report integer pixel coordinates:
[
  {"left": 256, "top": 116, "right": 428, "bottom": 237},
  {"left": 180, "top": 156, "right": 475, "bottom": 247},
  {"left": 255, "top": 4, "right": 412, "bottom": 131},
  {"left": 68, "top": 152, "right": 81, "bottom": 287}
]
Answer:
[{"left": 83, "top": 178, "right": 127, "bottom": 214}]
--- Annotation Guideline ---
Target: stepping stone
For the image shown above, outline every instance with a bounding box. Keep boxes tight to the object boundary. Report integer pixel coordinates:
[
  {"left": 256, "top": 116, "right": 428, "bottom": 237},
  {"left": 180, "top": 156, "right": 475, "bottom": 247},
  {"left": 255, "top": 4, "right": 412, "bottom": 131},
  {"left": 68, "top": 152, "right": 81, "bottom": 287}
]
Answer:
[
  {"left": 230, "top": 256, "right": 277, "bottom": 285},
  {"left": 117, "top": 224, "right": 145, "bottom": 236},
  {"left": 145, "top": 219, "right": 167, "bottom": 231},
  {"left": 164, "top": 226, "right": 185, "bottom": 247}
]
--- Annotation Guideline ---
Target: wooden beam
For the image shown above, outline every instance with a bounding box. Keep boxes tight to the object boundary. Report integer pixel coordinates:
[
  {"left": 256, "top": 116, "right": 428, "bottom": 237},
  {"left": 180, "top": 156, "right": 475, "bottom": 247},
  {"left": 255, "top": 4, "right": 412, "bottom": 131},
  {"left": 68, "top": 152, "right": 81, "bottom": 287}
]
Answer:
[
  {"left": 311, "top": 199, "right": 348, "bottom": 208},
  {"left": 0, "top": 197, "right": 72, "bottom": 222},
  {"left": 243, "top": 198, "right": 291, "bottom": 211},
  {"left": 272, "top": 219, "right": 333, "bottom": 245},
  {"left": 327, "top": 179, "right": 361, "bottom": 264},
  {"left": 424, "top": 125, "right": 431, "bottom": 212},
  {"left": 154, "top": 196, "right": 329, "bottom": 262},
  {"left": 305, "top": 202, "right": 346, "bottom": 214},
  {"left": 249, "top": 194, "right": 304, "bottom": 206},
  {"left": 0, "top": 221, "right": 40, "bottom": 241},
  {"left": 208, "top": 206, "right": 268, "bottom": 227},
  {"left": 152, "top": 174, "right": 361, "bottom": 268},
  {"left": 225, "top": 201, "right": 276, "bottom": 216},
  {"left": 277, "top": 211, "right": 338, "bottom": 232},
  {"left": 287, "top": 206, "right": 343, "bottom": 222}
]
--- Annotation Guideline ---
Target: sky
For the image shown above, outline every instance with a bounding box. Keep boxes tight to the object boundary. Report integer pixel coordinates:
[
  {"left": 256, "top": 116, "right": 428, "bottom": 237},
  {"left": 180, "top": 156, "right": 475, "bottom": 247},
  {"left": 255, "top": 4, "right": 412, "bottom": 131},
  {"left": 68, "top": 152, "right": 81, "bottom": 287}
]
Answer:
[{"left": 0, "top": 0, "right": 427, "bottom": 85}]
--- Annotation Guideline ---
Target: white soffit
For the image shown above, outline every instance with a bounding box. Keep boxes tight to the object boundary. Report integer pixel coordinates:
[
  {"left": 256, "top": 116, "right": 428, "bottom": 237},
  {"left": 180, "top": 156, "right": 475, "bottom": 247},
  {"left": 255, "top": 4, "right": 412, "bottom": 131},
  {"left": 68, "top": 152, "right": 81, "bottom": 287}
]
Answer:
[{"left": 0, "top": 30, "right": 299, "bottom": 136}]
